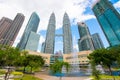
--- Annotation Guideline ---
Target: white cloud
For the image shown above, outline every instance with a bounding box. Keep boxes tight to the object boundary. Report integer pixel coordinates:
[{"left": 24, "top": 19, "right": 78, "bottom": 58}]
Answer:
[
  {"left": 0, "top": 0, "right": 96, "bottom": 48},
  {"left": 114, "top": 1, "right": 120, "bottom": 8},
  {"left": 0, "top": 0, "right": 96, "bottom": 30}
]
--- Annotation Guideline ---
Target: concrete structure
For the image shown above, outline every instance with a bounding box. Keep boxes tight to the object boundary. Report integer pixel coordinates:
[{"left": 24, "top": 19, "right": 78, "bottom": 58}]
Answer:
[
  {"left": 17, "top": 12, "right": 40, "bottom": 51},
  {"left": 0, "top": 13, "right": 24, "bottom": 46},
  {"left": 63, "top": 13, "right": 73, "bottom": 54},
  {"left": 77, "top": 22, "right": 94, "bottom": 51},
  {"left": 28, "top": 50, "right": 92, "bottom": 67},
  {"left": 0, "top": 17, "right": 12, "bottom": 44},
  {"left": 44, "top": 13, "right": 56, "bottom": 54},
  {"left": 92, "top": 0, "right": 120, "bottom": 47},
  {"left": 92, "top": 33, "right": 104, "bottom": 50},
  {"left": 44, "top": 13, "right": 73, "bottom": 54},
  {"left": 28, "top": 51, "right": 51, "bottom": 66}
]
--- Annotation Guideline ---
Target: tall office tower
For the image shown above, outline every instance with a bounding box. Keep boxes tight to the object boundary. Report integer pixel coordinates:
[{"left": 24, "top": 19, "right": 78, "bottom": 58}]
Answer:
[
  {"left": 77, "top": 22, "right": 94, "bottom": 51},
  {"left": 63, "top": 13, "right": 73, "bottom": 54},
  {"left": 92, "top": 33, "right": 104, "bottom": 50},
  {"left": 0, "top": 17, "right": 12, "bottom": 43},
  {"left": 92, "top": 0, "right": 120, "bottom": 47},
  {"left": 17, "top": 12, "right": 40, "bottom": 51},
  {"left": 44, "top": 13, "right": 56, "bottom": 54},
  {"left": 25, "top": 31, "right": 40, "bottom": 51},
  {"left": 41, "top": 42, "right": 45, "bottom": 53},
  {"left": 0, "top": 13, "right": 25, "bottom": 46}
]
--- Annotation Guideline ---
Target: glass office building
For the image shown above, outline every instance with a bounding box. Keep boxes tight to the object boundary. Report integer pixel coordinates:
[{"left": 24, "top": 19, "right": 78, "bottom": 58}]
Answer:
[
  {"left": 17, "top": 12, "right": 40, "bottom": 50},
  {"left": 92, "top": 33, "right": 104, "bottom": 50},
  {"left": 77, "top": 22, "right": 94, "bottom": 51},
  {"left": 92, "top": 0, "right": 120, "bottom": 47},
  {"left": 25, "top": 31, "right": 40, "bottom": 51},
  {"left": 41, "top": 42, "right": 45, "bottom": 53}
]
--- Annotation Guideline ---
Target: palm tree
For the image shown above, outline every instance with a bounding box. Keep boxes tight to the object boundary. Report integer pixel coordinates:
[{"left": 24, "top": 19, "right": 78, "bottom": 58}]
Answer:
[{"left": 50, "top": 60, "right": 70, "bottom": 80}]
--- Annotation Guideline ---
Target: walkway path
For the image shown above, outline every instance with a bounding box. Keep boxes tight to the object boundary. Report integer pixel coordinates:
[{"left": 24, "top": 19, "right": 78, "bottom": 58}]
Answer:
[{"left": 34, "top": 72, "right": 91, "bottom": 80}]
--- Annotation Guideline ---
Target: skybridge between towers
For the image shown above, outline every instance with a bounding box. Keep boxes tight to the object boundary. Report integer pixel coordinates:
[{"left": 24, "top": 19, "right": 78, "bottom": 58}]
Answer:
[{"left": 55, "top": 34, "right": 63, "bottom": 37}]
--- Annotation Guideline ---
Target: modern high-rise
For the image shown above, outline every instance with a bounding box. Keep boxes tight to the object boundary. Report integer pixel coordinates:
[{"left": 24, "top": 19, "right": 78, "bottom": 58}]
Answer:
[
  {"left": 92, "top": 33, "right": 104, "bottom": 50},
  {"left": 44, "top": 13, "right": 56, "bottom": 54},
  {"left": 25, "top": 31, "right": 40, "bottom": 51},
  {"left": 0, "top": 17, "right": 12, "bottom": 43},
  {"left": 41, "top": 42, "right": 45, "bottom": 53},
  {"left": 77, "top": 22, "right": 94, "bottom": 51},
  {"left": 0, "top": 13, "right": 25, "bottom": 46},
  {"left": 17, "top": 12, "right": 40, "bottom": 50},
  {"left": 63, "top": 13, "right": 73, "bottom": 54},
  {"left": 92, "top": 0, "right": 120, "bottom": 47}
]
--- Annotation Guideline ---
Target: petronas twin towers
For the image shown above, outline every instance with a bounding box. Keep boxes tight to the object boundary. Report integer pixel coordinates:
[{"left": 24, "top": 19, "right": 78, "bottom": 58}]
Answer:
[{"left": 44, "top": 13, "right": 73, "bottom": 54}]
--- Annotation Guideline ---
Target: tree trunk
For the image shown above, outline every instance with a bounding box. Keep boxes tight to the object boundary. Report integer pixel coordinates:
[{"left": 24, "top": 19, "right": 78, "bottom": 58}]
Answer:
[
  {"left": 108, "top": 66, "right": 116, "bottom": 80},
  {"left": 23, "top": 66, "right": 26, "bottom": 73},
  {"left": 100, "top": 63, "right": 105, "bottom": 73},
  {"left": 4, "top": 67, "right": 10, "bottom": 80},
  {"left": 31, "top": 67, "right": 32, "bottom": 73},
  {"left": 108, "top": 66, "right": 112, "bottom": 75}
]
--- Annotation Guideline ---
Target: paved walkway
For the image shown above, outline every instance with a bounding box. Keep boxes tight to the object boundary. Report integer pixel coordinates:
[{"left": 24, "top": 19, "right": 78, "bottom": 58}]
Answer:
[{"left": 34, "top": 72, "right": 91, "bottom": 80}]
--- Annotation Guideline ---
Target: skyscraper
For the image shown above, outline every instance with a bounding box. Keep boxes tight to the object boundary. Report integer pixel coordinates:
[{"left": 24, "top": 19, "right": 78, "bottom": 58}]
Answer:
[
  {"left": 92, "top": 33, "right": 104, "bottom": 50},
  {"left": 63, "top": 13, "right": 73, "bottom": 54},
  {"left": 77, "top": 22, "right": 94, "bottom": 51},
  {"left": 17, "top": 12, "right": 40, "bottom": 50},
  {"left": 0, "top": 13, "right": 25, "bottom": 46},
  {"left": 25, "top": 31, "right": 40, "bottom": 51},
  {"left": 0, "top": 17, "right": 12, "bottom": 43},
  {"left": 92, "top": 0, "right": 120, "bottom": 47},
  {"left": 41, "top": 42, "right": 45, "bottom": 53},
  {"left": 44, "top": 13, "right": 56, "bottom": 54}
]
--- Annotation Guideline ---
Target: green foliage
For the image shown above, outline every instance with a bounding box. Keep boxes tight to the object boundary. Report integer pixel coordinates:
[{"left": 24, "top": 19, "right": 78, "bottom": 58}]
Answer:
[
  {"left": 92, "top": 75, "right": 120, "bottom": 80},
  {"left": 50, "top": 60, "right": 70, "bottom": 74},
  {"left": 88, "top": 48, "right": 117, "bottom": 75},
  {"left": 0, "top": 69, "right": 6, "bottom": 74},
  {"left": 20, "top": 54, "right": 45, "bottom": 73},
  {"left": 0, "top": 45, "right": 21, "bottom": 66},
  {"left": 90, "top": 60, "right": 101, "bottom": 80}
]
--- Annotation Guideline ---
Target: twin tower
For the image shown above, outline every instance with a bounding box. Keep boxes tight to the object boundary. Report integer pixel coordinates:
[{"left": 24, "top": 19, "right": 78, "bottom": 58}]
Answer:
[{"left": 44, "top": 13, "right": 73, "bottom": 54}]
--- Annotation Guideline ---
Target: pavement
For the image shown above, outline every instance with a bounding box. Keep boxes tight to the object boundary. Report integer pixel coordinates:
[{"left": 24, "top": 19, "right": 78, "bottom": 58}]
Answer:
[{"left": 34, "top": 72, "right": 92, "bottom": 80}]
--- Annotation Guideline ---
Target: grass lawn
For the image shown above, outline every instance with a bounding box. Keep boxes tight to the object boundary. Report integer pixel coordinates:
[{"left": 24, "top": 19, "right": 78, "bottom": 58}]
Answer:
[
  {"left": 91, "top": 75, "right": 120, "bottom": 80},
  {"left": 100, "top": 75, "right": 120, "bottom": 79},
  {"left": 14, "top": 74, "right": 43, "bottom": 80}
]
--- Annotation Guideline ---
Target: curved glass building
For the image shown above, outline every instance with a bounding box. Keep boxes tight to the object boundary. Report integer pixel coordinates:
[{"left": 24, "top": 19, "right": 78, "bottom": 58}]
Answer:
[
  {"left": 92, "top": 0, "right": 120, "bottom": 47},
  {"left": 17, "top": 12, "right": 40, "bottom": 50},
  {"left": 77, "top": 22, "right": 94, "bottom": 51}
]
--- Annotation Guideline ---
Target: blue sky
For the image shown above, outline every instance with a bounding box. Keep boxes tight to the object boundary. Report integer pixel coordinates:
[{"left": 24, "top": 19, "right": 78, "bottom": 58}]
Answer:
[
  {"left": 0, "top": 0, "right": 120, "bottom": 53},
  {"left": 39, "top": 0, "right": 120, "bottom": 53}
]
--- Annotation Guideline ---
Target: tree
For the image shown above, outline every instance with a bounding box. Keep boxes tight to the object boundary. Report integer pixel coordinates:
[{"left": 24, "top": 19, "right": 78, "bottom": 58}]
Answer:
[
  {"left": 18, "top": 50, "right": 29, "bottom": 73},
  {"left": 27, "top": 55, "right": 45, "bottom": 73},
  {"left": 109, "top": 46, "right": 120, "bottom": 66},
  {"left": 88, "top": 48, "right": 116, "bottom": 75},
  {"left": 0, "top": 45, "right": 21, "bottom": 80},
  {"left": 90, "top": 60, "right": 101, "bottom": 80},
  {"left": 50, "top": 60, "right": 70, "bottom": 80}
]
